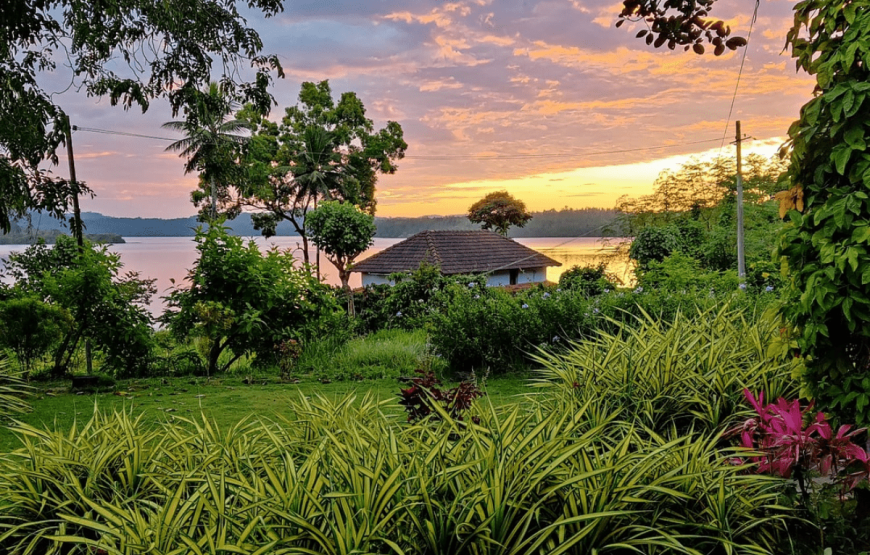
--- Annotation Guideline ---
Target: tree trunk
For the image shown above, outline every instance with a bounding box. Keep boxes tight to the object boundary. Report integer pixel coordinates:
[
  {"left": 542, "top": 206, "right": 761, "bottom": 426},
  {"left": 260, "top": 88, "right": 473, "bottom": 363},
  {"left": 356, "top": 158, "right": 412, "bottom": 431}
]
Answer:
[
  {"left": 53, "top": 328, "right": 81, "bottom": 378},
  {"left": 300, "top": 234, "right": 310, "bottom": 266},
  {"left": 211, "top": 178, "right": 217, "bottom": 221},
  {"left": 340, "top": 269, "right": 354, "bottom": 316},
  {"left": 207, "top": 340, "right": 222, "bottom": 378}
]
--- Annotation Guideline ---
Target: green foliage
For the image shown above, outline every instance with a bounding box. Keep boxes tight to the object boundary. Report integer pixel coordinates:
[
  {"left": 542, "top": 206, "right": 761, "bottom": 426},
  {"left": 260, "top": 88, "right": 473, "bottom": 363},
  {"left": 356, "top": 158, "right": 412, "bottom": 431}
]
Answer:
[
  {"left": 0, "top": 354, "right": 30, "bottom": 418},
  {"left": 235, "top": 80, "right": 406, "bottom": 264},
  {"left": 353, "top": 262, "right": 476, "bottom": 333},
  {"left": 0, "top": 392, "right": 788, "bottom": 554},
  {"left": 532, "top": 307, "right": 799, "bottom": 435},
  {"left": 428, "top": 283, "right": 774, "bottom": 372},
  {"left": 3, "top": 236, "right": 155, "bottom": 377},
  {"left": 163, "top": 82, "right": 251, "bottom": 222},
  {"left": 161, "top": 225, "right": 342, "bottom": 375},
  {"left": 638, "top": 251, "right": 740, "bottom": 292},
  {"left": 628, "top": 224, "right": 683, "bottom": 268},
  {"left": 776, "top": 0, "right": 870, "bottom": 425},
  {"left": 467, "top": 190, "right": 533, "bottom": 236},
  {"left": 0, "top": 296, "right": 71, "bottom": 375},
  {"left": 295, "top": 329, "right": 446, "bottom": 382},
  {"left": 307, "top": 201, "right": 377, "bottom": 267},
  {"left": 620, "top": 156, "right": 787, "bottom": 279},
  {"left": 557, "top": 262, "right": 618, "bottom": 295},
  {"left": 306, "top": 200, "right": 376, "bottom": 314},
  {"left": 1, "top": 0, "right": 283, "bottom": 234}
]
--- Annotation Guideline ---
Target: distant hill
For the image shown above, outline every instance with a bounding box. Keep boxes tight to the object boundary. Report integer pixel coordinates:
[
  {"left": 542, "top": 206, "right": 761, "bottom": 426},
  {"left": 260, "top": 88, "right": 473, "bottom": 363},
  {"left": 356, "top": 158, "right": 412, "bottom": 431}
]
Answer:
[
  {"left": 0, "top": 221, "right": 124, "bottom": 245},
  {"left": 6, "top": 208, "right": 621, "bottom": 240}
]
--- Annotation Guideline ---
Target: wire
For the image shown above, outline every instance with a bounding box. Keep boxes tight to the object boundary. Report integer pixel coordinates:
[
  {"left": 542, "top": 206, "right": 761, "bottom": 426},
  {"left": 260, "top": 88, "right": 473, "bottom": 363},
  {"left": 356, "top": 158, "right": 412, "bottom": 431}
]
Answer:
[
  {"left": 73, "top": 126, "right": 177, "bottom": 142},
  {"left": 73, "top": 125, "right": 724, "bottom": 161},
  {"left": 717, "top": 0, "right": 761, "bottom": 156}
]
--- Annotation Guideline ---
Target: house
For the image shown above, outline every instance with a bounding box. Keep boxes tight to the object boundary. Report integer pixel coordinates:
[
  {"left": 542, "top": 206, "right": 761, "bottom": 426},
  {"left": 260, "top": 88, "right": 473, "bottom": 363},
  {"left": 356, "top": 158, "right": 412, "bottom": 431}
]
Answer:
[{"left": 351, "top": 230, "right": 561, "bottom": 287}]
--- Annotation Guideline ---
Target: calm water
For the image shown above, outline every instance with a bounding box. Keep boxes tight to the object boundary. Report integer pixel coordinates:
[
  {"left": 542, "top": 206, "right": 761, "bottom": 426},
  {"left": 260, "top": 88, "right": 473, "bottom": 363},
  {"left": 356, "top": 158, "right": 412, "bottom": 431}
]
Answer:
[{"left": 0, "top": 236, "right": 630, "bottom": 315}]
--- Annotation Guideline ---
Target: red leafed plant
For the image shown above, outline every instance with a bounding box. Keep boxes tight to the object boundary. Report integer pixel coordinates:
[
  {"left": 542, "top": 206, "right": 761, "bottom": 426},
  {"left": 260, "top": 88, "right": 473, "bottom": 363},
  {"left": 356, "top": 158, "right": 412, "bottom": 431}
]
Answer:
[
  {"left": 732, "top": 389, "right": 870, "bottom": 498},
  {"left": 398, "top": 370, "right": 484, "bottom": 423}
]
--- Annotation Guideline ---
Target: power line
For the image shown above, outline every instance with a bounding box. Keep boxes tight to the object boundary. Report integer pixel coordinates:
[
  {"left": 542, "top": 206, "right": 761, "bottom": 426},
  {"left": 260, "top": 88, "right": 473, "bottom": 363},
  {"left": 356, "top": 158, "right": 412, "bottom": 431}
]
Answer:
[
  {"left": 717, "top": 0, "right": 761, "bottom": 157},
  {"left": 73, "top": 125, "right": 724, "bottom": 161},
  {"left": 73, "top": 126, "right": 177, "bottom": 142}
]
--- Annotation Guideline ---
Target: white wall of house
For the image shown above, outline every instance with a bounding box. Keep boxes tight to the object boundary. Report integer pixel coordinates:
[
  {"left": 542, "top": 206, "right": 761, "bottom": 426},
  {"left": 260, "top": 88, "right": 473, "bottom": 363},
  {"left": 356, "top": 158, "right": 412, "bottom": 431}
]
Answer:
[
  {"left": 486, "top": 267, "right": 548, "bottom": 286},
  {"left": 361, "top": 267, "right": 548, "bottom": 288},
  {"left": 361, "top": 273, "right": 395, "bottom": 287}
]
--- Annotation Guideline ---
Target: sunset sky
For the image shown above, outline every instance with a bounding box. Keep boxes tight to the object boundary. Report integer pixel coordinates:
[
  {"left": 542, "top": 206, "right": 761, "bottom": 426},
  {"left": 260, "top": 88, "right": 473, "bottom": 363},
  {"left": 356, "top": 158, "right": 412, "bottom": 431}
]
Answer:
[{"left": 51, "top": 0, "right": 813, "bottom": 218}]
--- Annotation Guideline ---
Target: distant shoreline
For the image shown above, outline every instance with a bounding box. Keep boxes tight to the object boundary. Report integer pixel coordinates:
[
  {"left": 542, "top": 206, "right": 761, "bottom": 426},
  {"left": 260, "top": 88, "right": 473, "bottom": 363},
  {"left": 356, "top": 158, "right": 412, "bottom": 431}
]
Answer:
[{"left": 6, "top": 208, "right": 623, "bottom": 240}]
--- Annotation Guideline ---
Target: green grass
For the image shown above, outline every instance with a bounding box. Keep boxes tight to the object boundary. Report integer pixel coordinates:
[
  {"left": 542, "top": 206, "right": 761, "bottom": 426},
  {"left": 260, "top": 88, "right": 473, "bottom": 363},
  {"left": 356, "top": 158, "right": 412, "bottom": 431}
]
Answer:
[
  {"left": 0, "top": 329, "right": 532, "bottom": 452},
  {"left": 0, "top": 374, "right": 531, "bottom": 452},
  {"left": 295, "top": 328, "right": 448, "bottom": 380}
]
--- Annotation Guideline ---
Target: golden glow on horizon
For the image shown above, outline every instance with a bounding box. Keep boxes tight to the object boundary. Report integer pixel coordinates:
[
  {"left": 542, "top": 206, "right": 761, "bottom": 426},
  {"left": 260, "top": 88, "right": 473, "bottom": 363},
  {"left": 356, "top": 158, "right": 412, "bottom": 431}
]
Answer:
[{"left": 375, "top": 138, "right": 785, "bottom": 217}]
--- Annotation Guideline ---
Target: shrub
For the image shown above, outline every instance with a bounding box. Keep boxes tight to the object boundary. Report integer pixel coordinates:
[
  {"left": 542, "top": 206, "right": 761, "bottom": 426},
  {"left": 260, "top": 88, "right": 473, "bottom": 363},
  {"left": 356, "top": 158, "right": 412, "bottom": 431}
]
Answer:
[
  {"left": 732, "top": 391, "right": 870, "bottom": 554},
  {"left": 353, "top": 262, "right": 480, "bottom": 333},
  {"left": 429, "top": 283, "right": 777, "bottom": 373},
  {"left": 638, "top": 251, "right": 740, "bottom": 292},
  {"left": 0, "top": 354, "right": 30, "bottom": 418},
  {"left": 557, "top": 262, "right": 617, "bottom": 295},
  {"left": 532, "top": 307, "right": 799, "bottom": 435},
  {"left": 3, "top": 236, "right": 155, "bottom": 377},
  {"left": 0, "top": 296, "right": 71, "bottom": 377},
  {"left": 161, "top": 224, "right": 343, "bottom": 375},
  {"left": 0, "top": 393, "right": 789, "bottom": 554},
  {"left": 398, "top": 369, "right": 484, "bottom": 422},
  {"left": 628, "top": 224, "right": 682, "bottom": 268}
]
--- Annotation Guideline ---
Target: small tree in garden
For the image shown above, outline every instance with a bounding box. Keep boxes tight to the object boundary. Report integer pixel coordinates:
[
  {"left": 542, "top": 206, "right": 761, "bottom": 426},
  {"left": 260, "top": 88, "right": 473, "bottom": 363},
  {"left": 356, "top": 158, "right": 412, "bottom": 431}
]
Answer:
[
  {"left": 467, "top": 191, "right": 533, "bottom": 236},
  {"left": 306, "top": 201, "right": 376, "bottom": 315},
  {"left": 0, "top": 297, "right": 71, "bottom": 378},
  {"left": 3, "top": 236, "right": 155, "bottom": 377},
  {"left": 161, "top": 225, "right": 341, "bottom": 375}
]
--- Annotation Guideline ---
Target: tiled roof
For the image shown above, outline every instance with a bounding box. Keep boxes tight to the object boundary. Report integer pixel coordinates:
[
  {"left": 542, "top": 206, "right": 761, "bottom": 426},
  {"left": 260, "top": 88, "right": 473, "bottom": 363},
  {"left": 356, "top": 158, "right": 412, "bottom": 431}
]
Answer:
[{"left": 351, "top": 230, "right": 561, "bottom": 275}]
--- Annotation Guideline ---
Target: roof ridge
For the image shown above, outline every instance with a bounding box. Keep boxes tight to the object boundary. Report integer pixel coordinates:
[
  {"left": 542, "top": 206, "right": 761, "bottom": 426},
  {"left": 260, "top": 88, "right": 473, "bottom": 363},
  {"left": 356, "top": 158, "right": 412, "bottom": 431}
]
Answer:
[{"left": 424, "top": 230, "right": 443, "bottom": 266}]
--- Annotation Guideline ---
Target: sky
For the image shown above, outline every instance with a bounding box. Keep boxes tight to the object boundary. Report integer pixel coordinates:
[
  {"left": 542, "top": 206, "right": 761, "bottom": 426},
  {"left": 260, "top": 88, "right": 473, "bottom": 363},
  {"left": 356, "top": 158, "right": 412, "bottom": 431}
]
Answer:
[{"left": 48, "top": 0, "right": 813, "bottom": 218}]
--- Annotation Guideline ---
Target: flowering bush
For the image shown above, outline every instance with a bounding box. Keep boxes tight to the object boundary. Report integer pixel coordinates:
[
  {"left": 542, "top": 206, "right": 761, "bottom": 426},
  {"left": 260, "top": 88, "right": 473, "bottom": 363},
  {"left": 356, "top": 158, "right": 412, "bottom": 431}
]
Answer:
[{"left": 733, "top": 389, "right": 870, "bottom": 494}]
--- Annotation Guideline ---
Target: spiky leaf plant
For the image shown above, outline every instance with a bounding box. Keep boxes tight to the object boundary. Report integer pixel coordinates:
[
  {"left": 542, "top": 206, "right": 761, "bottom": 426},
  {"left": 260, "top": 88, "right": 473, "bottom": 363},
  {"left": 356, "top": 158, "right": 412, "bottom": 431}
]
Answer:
[
  {"left": 0, "top": 387, "right": 791, "bottom": 554},
  {"left": 0, "top": 353, "right": 31, "bottom": 419},
  {"left": 532, "top": 306, "right": 799, "bottom": 436}
]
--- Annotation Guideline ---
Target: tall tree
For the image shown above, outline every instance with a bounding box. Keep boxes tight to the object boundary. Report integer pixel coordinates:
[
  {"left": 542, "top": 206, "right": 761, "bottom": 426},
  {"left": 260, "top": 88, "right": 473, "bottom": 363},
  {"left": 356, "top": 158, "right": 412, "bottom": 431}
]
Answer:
[
  {"left": 235, "top": 81, "right": 407, "bottom": 265},
  {"left": 305, "top": 201, "right": 377, "bottom": 315},
  {"left": 1, "top": 0, "right": 283, "bottom": 233},
  {"left": 467, "top": 191, "right": 533, "bottom": 236},
  {"left": 163, "top": 83, "right": 251, "bottom": 222}
]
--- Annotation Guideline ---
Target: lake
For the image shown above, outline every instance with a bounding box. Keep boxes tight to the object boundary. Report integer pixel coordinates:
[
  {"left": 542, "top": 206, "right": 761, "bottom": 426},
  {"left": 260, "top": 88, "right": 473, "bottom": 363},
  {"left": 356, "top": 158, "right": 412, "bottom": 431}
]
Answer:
[{"left": 0, "top": 236, "right": 631, "bottom": 315}]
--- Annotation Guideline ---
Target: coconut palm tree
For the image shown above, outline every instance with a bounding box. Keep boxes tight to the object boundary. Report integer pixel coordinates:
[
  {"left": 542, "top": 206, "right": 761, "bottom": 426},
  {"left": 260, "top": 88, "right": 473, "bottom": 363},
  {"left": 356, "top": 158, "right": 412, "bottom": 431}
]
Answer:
[{"left": 163, "top": 83, "right": 251, "bottom": 221}]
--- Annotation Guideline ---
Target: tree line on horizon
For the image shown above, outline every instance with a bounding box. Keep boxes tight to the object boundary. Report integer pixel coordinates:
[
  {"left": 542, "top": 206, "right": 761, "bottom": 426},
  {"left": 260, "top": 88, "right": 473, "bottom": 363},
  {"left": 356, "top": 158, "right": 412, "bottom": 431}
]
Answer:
[{"left": 2, "top": 207, "right": 621, "bottom": 241}]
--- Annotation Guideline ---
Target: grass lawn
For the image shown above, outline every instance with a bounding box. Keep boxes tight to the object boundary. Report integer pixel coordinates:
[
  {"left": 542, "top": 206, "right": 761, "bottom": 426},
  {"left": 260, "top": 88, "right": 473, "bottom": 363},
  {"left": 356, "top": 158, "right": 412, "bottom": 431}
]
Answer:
[{"left": 0, "top": 374, "right": 534, "bottom": 452}]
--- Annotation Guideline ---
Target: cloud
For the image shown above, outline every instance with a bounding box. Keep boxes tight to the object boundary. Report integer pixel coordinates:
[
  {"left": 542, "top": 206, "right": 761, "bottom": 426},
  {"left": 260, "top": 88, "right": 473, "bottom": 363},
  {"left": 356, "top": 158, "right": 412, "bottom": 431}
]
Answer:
[{"left": 40, "top": 0, "right": 812, "bottom": 219}]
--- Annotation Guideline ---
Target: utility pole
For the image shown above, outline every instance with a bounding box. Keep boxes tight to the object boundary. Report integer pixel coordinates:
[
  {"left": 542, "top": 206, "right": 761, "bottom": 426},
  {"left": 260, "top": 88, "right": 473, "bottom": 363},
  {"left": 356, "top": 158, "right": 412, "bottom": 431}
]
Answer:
[
  {"left": 64, "top": 115, "right": 84, "bottom": 248},
  {"left": 64, "top": 115, "right": 92, "bottom": 374},
  {"left": 735, "top": 120, "right": 747, "bottom": 279}
]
